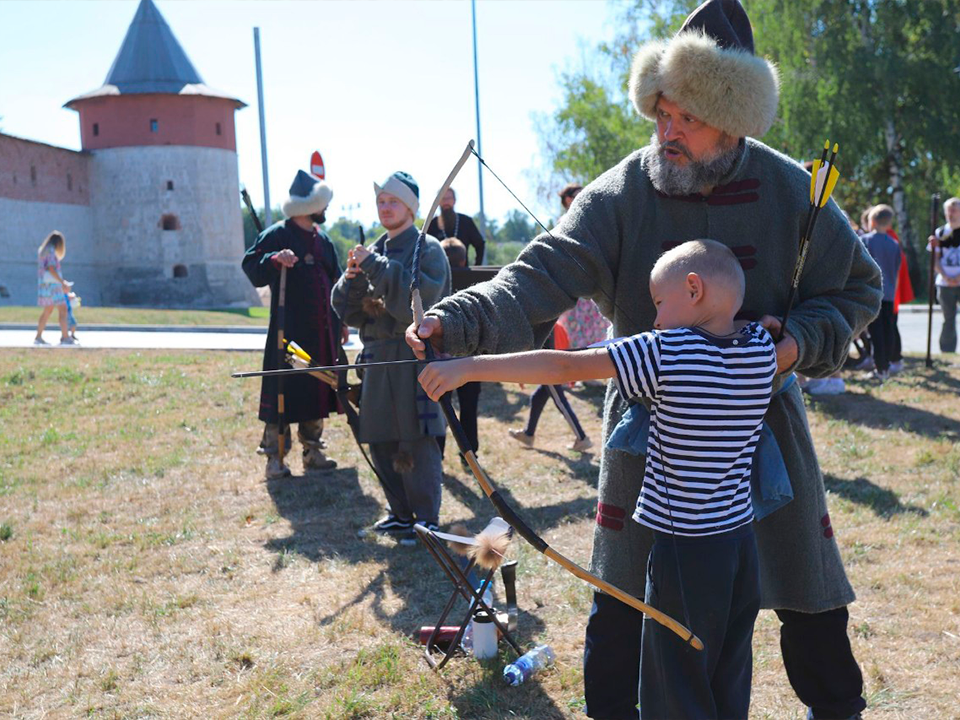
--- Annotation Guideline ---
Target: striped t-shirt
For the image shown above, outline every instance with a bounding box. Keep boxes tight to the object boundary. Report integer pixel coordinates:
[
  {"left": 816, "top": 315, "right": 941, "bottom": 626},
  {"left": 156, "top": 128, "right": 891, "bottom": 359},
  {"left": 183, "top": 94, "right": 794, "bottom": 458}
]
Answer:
[{"left": 607, "top": 323, "right": 777, "bottom": 537}]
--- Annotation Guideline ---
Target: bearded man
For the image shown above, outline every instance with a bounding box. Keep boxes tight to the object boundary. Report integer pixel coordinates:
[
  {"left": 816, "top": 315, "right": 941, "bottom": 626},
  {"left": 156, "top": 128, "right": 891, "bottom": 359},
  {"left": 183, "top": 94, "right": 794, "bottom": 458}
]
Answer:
[{"left": 407, "top": 1, "right": 880, "bottom": 718}]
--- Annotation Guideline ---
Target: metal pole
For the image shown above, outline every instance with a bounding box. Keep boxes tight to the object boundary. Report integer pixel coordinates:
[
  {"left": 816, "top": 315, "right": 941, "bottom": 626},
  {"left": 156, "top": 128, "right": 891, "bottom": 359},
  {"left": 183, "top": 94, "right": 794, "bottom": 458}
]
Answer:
[
  {"left": 254, "top": 27, "right": 272, "bottom": 225},
  {"left": 471, "top": 0, "right": 487, "bottom": 263},
  {"left": 925, "top": 193, "right": 940, "bottom": 368}
]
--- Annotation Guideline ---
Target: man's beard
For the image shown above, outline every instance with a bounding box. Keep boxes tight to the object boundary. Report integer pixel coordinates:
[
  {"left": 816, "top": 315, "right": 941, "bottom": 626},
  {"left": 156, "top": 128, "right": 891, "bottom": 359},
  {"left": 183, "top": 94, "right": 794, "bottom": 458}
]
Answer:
[
  {"left": 380, "top": 214, "right": 410, "bottom": 232},
  {"left": 645, "top": 132, "right": 742, "bottom": 196},
  {"left": 309, "top": 211, "right": 326, "bottom": 225}
]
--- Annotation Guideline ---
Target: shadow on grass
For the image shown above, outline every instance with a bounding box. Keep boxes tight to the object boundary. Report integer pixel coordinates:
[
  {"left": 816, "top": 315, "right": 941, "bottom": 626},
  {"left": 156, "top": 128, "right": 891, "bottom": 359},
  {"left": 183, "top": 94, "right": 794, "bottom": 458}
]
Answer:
[
  {"left": 527, "top": 447, "right": 599, "bottom": 487},
  {"left": 903, "top": 357, "right": 960, "bottom": 395},
  {"left": 263, "top": 464, "right": 562, "bottom": 680},
  {"left": 441, "top": 468, "right": 599, "bottom": 536},
  {"left": 824, "top": 473, "right": 928, "bottom": 519},
  {"left": 476, "top": 381, "right": 529, "bottom": 424},
  {"left": 811, "top": 385, "right": 960, "bottom": 442}
]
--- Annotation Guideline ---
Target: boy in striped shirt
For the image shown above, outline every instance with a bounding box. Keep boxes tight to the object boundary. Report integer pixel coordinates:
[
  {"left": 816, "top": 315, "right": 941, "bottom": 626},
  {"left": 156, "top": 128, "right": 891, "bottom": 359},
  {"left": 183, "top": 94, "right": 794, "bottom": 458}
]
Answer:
[{"left": 419, "top": 239, "right": 777, "bottom": 719}]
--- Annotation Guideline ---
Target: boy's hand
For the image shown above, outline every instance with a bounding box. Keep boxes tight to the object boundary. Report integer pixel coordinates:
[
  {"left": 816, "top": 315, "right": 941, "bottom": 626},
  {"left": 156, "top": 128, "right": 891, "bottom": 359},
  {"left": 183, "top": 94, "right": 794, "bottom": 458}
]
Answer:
[
  {"left": 418, "top": 357, "right": 469, "bottom": 401},
  {"left": 759, "top": 315, "right": 799, "bottom": 374}
]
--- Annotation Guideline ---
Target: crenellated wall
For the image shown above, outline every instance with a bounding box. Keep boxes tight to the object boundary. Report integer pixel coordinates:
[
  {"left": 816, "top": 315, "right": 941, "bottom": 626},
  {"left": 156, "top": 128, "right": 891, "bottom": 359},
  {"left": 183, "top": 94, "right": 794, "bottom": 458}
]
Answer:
[{"left": 0, "top": 133, "right": 257, "bottom": 308}]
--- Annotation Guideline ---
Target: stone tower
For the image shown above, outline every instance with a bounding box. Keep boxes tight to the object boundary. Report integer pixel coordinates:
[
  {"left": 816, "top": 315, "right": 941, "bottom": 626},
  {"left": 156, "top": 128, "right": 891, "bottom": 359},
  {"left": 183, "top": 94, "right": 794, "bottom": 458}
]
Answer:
[{"left": 64, "top": 0, "right": 257, "bottom": 306}]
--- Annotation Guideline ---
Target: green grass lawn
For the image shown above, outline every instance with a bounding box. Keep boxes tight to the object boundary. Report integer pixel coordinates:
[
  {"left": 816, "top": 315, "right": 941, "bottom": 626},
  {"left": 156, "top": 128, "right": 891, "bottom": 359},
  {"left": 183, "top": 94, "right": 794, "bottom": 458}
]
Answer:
[
  {"left": 0, "top": 349, "right": 958, "bottom": 717},
  {"left": 0, "top": 305, "right": 269, "bottom": 326}
]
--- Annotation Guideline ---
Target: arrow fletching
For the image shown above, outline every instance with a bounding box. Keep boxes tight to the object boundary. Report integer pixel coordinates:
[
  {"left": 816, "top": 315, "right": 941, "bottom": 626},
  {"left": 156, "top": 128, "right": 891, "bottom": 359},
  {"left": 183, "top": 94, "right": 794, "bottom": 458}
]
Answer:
[{"left": 809, "top": 140, "right": 830, "bottom": 204}]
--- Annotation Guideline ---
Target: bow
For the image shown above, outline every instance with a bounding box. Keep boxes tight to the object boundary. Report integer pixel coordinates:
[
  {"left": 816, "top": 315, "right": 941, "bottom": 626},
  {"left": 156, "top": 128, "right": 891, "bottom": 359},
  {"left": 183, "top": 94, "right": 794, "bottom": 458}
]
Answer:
[{"left": 411, "top": 142, "right": 703, "bottom": 650}]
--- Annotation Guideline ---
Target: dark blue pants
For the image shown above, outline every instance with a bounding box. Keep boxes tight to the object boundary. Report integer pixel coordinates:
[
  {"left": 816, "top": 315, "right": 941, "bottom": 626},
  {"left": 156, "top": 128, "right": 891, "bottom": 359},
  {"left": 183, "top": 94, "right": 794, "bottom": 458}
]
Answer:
[
  {"left": 639, "top": 525, "right": 760, "bottom": 720},
  {"left": 583, "top": 554, "right": 865, "bottom": 720}
]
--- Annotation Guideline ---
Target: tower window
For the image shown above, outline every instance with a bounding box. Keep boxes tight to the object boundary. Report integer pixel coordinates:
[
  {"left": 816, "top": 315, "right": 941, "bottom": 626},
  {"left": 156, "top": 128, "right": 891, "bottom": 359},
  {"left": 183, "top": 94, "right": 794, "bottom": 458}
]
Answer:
[
  {"left": 93, "top": 123, "right": 99, "bottom": 136},
  {"left": 160, "top": 214, "right": 181, "bottom": 231},
  {"left": 30, "top": 166, "right": 37, "bottom": 186},
  {"left": 166, "top": 180, "right": 174, "bottom": 191},
  {"left": 215, "top": 122, "right": 222, "bottom": 136},
  {"left": 67, "top": 173, "right": 73, "bottom": 191},
  {"left": 150, "top": 119, "right": 159, "bottom": 133},
  {"left": 172, "top": 264, "right": 189, "bottom": 279}
]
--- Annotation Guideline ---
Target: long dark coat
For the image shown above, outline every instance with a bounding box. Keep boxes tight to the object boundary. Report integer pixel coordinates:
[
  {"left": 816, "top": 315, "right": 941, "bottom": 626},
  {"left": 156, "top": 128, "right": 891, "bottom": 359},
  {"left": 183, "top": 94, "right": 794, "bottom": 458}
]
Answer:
[{"left": 242, "top": 219, "right": 342, "bottom": 424}]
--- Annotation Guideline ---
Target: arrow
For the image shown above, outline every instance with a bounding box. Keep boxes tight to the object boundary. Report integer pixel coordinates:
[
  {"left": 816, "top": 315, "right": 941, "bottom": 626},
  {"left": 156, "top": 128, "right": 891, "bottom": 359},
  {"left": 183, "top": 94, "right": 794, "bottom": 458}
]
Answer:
[{"left": 778, "top": 140, "right": 841, "bottom": 342}]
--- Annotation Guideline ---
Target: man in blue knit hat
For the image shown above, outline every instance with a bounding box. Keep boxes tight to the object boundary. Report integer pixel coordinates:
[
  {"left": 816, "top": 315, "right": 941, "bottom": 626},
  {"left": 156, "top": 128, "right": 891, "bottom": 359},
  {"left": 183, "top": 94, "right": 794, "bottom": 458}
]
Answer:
[
  {"left": 333, "top": 171, "right": 451, "bottom": 546},
  {"left": 408, "top": 0, "right": 878, "bottom": 717}
]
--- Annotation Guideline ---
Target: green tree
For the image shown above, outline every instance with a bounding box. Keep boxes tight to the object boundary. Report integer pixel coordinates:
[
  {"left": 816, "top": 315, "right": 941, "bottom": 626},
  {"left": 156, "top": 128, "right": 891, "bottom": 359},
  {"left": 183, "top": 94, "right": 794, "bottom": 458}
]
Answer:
[{"left": 536, "top": 0, "right": 960, "bottom": 296}]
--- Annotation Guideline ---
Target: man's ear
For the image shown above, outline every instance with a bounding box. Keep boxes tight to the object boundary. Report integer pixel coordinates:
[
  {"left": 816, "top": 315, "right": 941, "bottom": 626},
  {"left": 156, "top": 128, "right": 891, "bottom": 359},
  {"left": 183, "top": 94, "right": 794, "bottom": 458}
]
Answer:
[{"left": 685, "top": 272, "right": 703, "bottom": 302}]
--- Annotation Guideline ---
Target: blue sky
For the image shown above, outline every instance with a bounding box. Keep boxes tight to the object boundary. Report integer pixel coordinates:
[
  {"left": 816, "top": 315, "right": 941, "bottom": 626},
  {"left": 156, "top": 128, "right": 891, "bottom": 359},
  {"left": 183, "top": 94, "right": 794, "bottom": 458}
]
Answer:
[{"left": 1, "top": 0, "right": 626, "bottom": 226}]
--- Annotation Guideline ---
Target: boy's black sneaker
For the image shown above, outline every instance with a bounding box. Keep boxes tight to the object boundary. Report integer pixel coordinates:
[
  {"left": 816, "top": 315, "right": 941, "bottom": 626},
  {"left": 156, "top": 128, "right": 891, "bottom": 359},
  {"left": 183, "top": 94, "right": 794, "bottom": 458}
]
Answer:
[{"left": 357, "top": 514, "right": 413, "bottom": 538}]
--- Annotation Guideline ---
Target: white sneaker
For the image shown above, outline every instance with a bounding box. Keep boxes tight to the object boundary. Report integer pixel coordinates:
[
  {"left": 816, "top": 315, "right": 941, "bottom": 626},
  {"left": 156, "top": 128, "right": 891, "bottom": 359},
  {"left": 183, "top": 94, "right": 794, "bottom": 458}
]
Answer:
[
  {"left": 59, "top": 337, "right": 77, "bottom": 346},
  {"left": 805, "top": 377, "right": 846, "bottom": 396},
  {"left": 33, "top": 337, "right": 49, "bottom": 346},
  {"left": 508, "top": 429, "right": 534, "bottom": 447},
  {"left": 569, "top": 436, "right": 594, "bottom": 453},
  {"left": 852, "top": 355, "right": 875, "bottom": 371},
  {"left": 888, "top": 360, "right": 904, "bottom": 375}
]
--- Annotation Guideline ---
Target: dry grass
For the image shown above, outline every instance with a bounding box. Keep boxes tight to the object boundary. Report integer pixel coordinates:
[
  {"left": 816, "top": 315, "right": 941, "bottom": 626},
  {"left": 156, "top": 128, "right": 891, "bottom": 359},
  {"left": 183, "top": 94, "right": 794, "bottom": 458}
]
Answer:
[{"left": 0, "top": 350, "right": 958, "bottom": 718}]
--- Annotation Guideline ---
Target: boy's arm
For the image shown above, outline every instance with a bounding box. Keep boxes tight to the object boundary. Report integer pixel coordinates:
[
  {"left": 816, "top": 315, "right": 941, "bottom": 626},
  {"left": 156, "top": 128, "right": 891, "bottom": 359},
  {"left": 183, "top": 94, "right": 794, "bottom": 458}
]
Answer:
[{"left": 418, "top": 348, "right": 614, "bottom": 401}]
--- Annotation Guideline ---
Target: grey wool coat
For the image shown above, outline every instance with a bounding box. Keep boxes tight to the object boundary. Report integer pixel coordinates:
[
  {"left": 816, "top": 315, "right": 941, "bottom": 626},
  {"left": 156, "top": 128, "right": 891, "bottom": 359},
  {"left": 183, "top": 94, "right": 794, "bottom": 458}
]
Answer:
[
  {"left": 428, "top": 139, "right": 882, "bottom": 612},
  {"left": 332, "top": 225, "right": 451, "bottom": 443}
]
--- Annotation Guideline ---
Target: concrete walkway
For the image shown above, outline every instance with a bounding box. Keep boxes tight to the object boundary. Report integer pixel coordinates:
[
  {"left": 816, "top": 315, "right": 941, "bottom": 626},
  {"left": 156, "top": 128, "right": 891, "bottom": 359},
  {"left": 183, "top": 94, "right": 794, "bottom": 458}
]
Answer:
[
  {"left": 0, "top": 305, "right": 952, "bottom": 355},
  {"left": 0, "top": 323, "right": 361, "bottom": 351}
]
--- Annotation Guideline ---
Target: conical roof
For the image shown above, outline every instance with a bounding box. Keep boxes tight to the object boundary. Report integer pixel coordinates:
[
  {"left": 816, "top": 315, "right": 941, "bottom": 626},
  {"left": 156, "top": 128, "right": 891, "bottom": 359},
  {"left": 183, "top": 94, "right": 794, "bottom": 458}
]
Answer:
[{"left": 66, "top": 0, "right": 244, "bottom": 107}]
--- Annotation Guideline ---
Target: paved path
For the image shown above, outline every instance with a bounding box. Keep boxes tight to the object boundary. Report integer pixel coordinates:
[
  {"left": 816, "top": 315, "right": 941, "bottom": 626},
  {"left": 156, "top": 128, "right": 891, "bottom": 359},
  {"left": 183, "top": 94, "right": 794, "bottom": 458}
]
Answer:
[
  {"left": 0, "top": 324, "right": 361, "bottom": 352},
  {"left": 0, "top": 307, "right": 952, "bottom": 355}
]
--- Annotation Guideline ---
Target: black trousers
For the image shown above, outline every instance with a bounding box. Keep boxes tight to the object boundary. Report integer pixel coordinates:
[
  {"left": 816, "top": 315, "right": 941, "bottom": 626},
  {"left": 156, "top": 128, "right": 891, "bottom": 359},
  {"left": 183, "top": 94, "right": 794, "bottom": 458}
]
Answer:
[
  {"left": 640, "top": 526, "right": 760, "bottom": 720},
  {"left": 866, "top": 300, "right": 896, "bottom": 372},
  {"left": 583, "top": 595, "right": 865, "bottom": 719},
  {"left": 525, "top": 383, "right": 586, "bottom": 440}
]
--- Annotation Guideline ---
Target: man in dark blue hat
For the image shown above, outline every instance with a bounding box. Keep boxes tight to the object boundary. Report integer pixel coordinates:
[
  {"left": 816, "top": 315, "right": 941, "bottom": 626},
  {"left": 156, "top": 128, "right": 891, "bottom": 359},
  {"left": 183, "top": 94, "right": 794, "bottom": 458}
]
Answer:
[
  {"left": 242, "top": 170, "right": 344, "bottom": 479},
  {"left": 408, "top": 1, "right": 876, "bottom": 717}
]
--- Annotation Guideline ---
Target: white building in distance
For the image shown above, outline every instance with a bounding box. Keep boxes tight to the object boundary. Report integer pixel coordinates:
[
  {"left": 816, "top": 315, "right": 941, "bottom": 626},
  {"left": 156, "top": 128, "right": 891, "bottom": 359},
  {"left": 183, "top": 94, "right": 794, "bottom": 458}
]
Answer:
[{"left": 0, "top": 0, "right": 257, "bottom": 308}]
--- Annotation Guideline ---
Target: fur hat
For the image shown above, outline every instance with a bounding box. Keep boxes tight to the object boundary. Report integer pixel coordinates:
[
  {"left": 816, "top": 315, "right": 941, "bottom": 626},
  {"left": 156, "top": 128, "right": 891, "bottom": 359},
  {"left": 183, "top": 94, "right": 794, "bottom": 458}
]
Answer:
[
  {"left": 374, "top": 171, "right": 420, "bottom": 216},
  {"left": 281, "top": 170, "right": 333, "bottom": 218},
  {"left": 628, "top": 0, "right": 779, "bottom": 139}
]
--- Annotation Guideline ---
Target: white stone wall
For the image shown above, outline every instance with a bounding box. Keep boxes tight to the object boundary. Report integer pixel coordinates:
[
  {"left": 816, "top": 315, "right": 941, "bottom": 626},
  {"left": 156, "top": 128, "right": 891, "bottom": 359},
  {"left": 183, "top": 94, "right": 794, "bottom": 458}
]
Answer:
[
  {"left": 88, "top": 145, "right": 258, "bottom": 306},
  {"left": 0, "top": 197, "right": 100, "bottom": 305}
]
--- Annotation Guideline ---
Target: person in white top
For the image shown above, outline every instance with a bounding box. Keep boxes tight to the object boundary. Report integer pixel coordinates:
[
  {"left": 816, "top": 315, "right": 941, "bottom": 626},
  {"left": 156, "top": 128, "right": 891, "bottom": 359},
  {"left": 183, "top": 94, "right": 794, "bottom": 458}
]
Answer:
[
  {"left": 928, "top": 197, "right": 960, "bottom": 353},
  {"left": 419, "top": 239, "right": 778, "bottom": 719}
]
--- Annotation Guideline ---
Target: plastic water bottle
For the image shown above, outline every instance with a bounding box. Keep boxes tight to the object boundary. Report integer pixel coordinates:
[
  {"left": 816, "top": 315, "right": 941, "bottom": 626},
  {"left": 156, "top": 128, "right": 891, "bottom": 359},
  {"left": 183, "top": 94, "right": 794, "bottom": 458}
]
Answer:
[{"left": 503, "top": 645, "right": 555, "bottom": 685}]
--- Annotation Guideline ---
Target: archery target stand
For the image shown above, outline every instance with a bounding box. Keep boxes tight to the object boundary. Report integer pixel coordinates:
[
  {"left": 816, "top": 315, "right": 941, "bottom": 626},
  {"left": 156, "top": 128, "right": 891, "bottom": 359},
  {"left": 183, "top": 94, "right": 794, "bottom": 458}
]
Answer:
[{"left": 414, "top": 523, "right": 521, "bottom": 670}]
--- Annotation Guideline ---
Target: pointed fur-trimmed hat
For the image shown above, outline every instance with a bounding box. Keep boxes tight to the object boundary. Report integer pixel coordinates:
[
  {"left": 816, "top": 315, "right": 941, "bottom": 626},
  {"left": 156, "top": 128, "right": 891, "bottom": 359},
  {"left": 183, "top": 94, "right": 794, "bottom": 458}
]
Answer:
[
  {"left": 281, "top": 170, "right": 333, "bottom": 218},
  {"left": 629, "top": 0, "right": 779, "bottom": 139}
]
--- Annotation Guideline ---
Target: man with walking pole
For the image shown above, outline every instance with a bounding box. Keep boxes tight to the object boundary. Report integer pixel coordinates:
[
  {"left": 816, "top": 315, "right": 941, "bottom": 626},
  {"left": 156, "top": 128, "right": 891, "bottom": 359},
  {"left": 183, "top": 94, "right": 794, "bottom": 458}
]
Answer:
[{"left": 243, "top": 171, "right": 343, "bottom": 479}]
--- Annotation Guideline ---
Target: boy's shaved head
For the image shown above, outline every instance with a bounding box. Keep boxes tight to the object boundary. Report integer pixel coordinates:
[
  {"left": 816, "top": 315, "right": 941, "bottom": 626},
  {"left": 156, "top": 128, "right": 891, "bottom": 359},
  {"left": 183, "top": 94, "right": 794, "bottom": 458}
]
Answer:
[{"left": 651, "top": 239, "right": 745, "bottom": 303}]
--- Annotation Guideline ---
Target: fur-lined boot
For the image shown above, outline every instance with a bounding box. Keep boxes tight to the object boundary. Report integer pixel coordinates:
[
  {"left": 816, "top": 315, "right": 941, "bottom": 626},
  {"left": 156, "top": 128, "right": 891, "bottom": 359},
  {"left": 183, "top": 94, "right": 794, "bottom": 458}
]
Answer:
[{"left": 303, "top": 440, "right": 337, "bottom": 472}]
